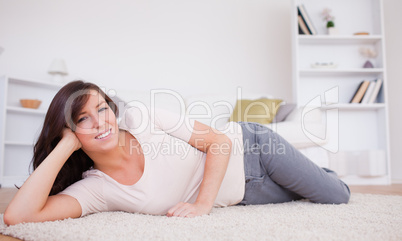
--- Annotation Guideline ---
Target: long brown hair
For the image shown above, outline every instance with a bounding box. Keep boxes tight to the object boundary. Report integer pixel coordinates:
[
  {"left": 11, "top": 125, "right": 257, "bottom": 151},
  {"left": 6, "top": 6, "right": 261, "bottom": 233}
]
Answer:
[{"left": 31, "top": 80, "right": 118, "bottom": 195}]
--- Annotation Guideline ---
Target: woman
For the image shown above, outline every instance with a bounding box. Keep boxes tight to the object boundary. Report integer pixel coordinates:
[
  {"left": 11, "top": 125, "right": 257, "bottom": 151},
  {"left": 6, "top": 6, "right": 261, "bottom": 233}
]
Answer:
[{"left": 3, "top": 80, "right": 350, "bottom": 225}]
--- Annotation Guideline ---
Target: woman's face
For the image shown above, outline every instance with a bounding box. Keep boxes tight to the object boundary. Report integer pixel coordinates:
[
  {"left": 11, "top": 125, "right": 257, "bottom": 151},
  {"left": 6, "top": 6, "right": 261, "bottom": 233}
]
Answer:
[{"left": 73, "top": 90, "right": 119, "bottom": 153}]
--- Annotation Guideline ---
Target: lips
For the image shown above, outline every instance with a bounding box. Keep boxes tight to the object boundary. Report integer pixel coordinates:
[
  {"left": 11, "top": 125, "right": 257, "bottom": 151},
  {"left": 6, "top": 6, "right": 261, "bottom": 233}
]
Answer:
[{"left": 95, "top": 128, "right": 112, "bottom": 140}]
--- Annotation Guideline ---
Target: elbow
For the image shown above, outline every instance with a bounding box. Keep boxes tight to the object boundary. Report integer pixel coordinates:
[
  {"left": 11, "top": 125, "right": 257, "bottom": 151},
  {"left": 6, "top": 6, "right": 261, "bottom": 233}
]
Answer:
[
  {"left": 206, "top": 136, "right": 232, "bottom": 156},
  {"left": 224, "top": 136, "right": 232, "bottom": 150},
  {"left": 3, "top": 207, "right": 32, "bottom": 226},
  {"left": 3, "top": 209, "right": 21, "bottom": 226},
  {"left": 216, "top": 135, "right": 231, "bottom": 146},
  {"left": 225, "top": 136, "right": 232, "bottom": 147},
  {"left": 219, "top": 136, "right": 232, "bottom": 155}
]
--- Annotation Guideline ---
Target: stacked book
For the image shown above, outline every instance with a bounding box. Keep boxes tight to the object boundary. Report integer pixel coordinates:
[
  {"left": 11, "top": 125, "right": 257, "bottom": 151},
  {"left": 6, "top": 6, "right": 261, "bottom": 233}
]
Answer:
[
  {"left": 297, "top": 5, "right": 317, "bottom": 35},
  {"left": 350, "top": 79, "right": 383, "bottom": 104}
]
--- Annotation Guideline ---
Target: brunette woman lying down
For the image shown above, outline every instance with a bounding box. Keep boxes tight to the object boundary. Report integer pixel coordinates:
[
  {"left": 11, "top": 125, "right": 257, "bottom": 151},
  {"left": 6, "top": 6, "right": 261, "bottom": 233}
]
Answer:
[{"left": 4, "top": 80, "right": 350, "bottom": 225}]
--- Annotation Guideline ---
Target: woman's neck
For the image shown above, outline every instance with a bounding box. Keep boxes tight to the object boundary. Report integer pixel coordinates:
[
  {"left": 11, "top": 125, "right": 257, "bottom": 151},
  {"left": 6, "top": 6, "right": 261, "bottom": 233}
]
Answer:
[
  {"left": 87, "top": 130, "right": 132, "bottom": 172},
  {"left": 87, "top": 130, "right": 145, "bottom": 185}
]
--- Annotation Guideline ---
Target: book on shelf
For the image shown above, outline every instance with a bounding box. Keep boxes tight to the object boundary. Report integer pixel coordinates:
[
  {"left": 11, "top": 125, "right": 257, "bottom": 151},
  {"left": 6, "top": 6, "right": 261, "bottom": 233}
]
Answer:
[
  {"left": 349, "top": 79, "right": 383, "bottom": 104},
  {"left": 298, "top": 24, "right": 304, "bottom": 35},
  {"left": 297, "top": 4, "right": 317, "bottom": 35},
  {"left": 297, "top": 15, "right": 311, "bottom": 35},
  {"left": 368, "top": 79, "right": 383, "bottom": 104},
  {"left": 361, "top": 81, "right": 376, "bottom": 104},
  {"left": 350, "top": 80, "right": 370, "bottom": 103}
]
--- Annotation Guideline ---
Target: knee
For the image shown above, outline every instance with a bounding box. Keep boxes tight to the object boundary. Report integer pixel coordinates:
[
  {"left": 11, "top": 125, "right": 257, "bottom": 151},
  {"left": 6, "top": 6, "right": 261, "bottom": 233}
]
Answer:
[
  {"left": 321, "top": 170, "right": 351, "bottom": 204},
  {"left": 340, "top": 183, "right": 351, "bottom": 204},
  {"left": 313, "top": 182, "right": 351, "bottom": 205},
  {"left": 329, "top": 183, "right": 351, "bottom": 204}
]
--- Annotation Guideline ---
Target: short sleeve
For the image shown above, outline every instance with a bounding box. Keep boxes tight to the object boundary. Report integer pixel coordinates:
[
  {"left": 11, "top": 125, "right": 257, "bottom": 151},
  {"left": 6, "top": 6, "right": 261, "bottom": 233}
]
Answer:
[
  {"left": 58, "top": 175, "right": 107, "bottom": 217},
  {"left": 120, "top": 106, "right": 195, "bottom": 143},
  {"left": 151, "top": 107, "right": 195, "bottom": 143}
]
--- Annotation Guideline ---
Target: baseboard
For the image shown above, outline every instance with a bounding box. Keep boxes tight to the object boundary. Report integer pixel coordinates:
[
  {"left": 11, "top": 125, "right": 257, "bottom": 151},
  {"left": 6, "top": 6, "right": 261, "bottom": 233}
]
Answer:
[
  {"left": 340, "top": 175, "right": 390, "bottom": 185},
  {"left": 392, "top": 179, "right": 402, "bottom": 184}
]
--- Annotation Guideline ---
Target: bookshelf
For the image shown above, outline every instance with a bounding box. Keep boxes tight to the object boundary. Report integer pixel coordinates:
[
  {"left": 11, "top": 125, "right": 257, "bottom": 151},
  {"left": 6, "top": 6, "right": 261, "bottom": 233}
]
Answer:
[
  {"left": 0, "top": 76, "right": 63, "bottom": 187},
  {"left": 291, "top": 0, "right": 391, "bottom": 184}
]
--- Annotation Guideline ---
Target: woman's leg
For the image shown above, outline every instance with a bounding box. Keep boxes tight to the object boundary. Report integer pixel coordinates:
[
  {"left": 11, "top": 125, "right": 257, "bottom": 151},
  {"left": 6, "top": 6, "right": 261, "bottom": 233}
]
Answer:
[
  {"left": 238, "top": 121, "right": 350, "bottom": 205},
  {"left": 238, "top": 121, "right": 303, "bottom": 205}
]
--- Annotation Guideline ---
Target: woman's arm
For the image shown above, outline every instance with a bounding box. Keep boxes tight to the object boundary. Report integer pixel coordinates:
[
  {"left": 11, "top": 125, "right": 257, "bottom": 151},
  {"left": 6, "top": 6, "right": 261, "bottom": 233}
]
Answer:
[
  {"left": 3, "top": 129, "right": 82, "bottom": 225},
  {"left": 167, "top": 120, "right": 232, "bottom": 218}
]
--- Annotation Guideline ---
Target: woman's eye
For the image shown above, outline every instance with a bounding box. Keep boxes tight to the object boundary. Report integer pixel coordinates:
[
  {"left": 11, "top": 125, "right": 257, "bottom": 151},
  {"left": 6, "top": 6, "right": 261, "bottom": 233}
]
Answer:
[
  {"left": 77, "top": 117, "right": 87, "bottom": 123},
  {"left": 99, "top": 107, "right": 108, "bottom": 112}
]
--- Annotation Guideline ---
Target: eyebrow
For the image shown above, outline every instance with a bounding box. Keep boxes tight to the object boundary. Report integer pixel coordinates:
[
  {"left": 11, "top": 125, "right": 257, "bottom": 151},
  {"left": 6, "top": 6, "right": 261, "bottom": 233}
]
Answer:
[{"left": 78, "top": 101, "right": 107, "bottom": 116}]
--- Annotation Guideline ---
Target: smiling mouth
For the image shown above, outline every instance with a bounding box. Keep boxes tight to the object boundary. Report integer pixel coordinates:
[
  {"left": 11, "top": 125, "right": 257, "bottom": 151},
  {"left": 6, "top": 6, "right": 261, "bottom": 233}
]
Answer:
[{"left": 95, "top": 128, "right": 112, "bottom": 140}]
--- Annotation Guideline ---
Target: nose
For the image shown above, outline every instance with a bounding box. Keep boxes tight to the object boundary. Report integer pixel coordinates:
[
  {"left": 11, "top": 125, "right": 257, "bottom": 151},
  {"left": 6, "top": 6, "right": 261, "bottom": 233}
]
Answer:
[{"left": 91, "top": 113, "right": 105, "bottom": 129}]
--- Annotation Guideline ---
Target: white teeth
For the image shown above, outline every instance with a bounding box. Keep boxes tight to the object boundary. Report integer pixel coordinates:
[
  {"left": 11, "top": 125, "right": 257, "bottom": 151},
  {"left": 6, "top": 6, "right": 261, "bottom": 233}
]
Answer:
[{"left": 95, "top": 128, "right": 111, "bottom": 139}]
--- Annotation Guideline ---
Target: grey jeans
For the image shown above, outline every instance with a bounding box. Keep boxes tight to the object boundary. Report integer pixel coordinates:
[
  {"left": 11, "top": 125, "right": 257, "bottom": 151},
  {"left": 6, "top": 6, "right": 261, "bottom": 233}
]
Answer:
[{"left": 237, "top": 121, "right": 350, "bottom": 205}]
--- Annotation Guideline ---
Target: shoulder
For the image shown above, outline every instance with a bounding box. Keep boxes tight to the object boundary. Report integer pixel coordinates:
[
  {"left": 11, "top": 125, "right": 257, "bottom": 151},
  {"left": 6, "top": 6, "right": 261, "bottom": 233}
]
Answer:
[
  {"left": 120, "top": 106, "right": 150, "bottom": 132},
  {"left": 59, "top": 169, "right": 109, "bottom": 217},
  {"left": 82, "top": 168, "right": 105, "bottom": 179},
  {"left": 61, "top": 169, "right": 105, "bottom": 193}
]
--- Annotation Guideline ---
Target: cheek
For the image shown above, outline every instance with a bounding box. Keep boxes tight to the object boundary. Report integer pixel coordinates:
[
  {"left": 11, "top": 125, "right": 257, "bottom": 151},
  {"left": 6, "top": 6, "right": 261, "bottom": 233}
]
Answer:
[
  {"left": 74, "top": 127, "right": 99, "bottom": 145},
  {"left": 75, "top": 132, "right": 91, "bottom": 144},
  {"left": 75, "top": 127, "right": 98, "bottom": 136},
  {"left": 107, "top": 111, "right": 117, "bottom": 126}
]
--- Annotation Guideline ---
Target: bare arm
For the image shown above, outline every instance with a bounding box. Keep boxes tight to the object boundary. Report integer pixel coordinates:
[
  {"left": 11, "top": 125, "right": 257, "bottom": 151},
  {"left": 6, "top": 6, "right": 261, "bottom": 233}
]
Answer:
[
  {"left": 167, "top": 120, "right": 232, "bottom": 217},
  {"left": 3, "top": 129, "right": 82, "bottom": 225}
]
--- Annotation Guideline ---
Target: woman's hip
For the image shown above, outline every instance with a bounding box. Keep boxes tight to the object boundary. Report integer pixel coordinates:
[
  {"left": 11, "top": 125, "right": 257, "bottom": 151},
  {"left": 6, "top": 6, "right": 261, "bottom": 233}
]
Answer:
[{"left": 237, "top": 121, "right": 283, "bottom": 177}]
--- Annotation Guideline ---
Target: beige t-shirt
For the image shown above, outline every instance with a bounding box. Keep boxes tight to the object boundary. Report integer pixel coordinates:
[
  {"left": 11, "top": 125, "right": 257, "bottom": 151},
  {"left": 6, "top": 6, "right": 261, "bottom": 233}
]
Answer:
[{"left": 60, "top": 106, "right": 245, "bottom": 216}]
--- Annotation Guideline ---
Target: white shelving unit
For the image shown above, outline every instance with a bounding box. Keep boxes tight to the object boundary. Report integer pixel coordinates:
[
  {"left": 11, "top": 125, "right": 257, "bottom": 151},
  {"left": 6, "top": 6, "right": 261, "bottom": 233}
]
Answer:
[
  {"left": 0, "top": 76, "right": 63, "bottom": 187},
  {"left": 292, "top": 0, "right": 391, "bottom": 184}
]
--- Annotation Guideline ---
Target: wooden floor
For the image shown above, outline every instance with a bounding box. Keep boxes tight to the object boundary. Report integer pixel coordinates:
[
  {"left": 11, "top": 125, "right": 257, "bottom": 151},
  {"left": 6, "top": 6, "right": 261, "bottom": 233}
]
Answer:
[{"left": 0, "top": 185, "right": 402, "bottom": 241}]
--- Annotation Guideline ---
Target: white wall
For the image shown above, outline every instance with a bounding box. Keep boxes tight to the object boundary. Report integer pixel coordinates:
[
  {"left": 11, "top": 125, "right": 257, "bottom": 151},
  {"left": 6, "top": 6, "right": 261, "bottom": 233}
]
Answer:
[
  {"left": 0, "top": 0, "right": 401, "bottom": 180},
  {"left": 383, "top": 0, "right": 402, "bottom": 181},
  {"left": 0, "top": 0, "right": 292, "bottom": 99}
]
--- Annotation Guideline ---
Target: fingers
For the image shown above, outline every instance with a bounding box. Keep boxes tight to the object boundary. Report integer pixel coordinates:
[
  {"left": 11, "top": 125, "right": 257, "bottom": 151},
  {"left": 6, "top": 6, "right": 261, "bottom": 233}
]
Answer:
[
  {"left": 61, "top": 128, "right": 82, "bottom": 151},
  {"left": 167, "top": 202, "right": 194, "bottom": 218},
  {"left": 166, "top": 202, "right": 181, "bottom": 217},
  {"left": 166, "top": 203, "right": 179, "bottom": 217},
  {"left": 167, "top": 202, "right": 187, "bottom": 217},
  {"left": 167, "top": 202, "right": 212, "bottom": 218}
]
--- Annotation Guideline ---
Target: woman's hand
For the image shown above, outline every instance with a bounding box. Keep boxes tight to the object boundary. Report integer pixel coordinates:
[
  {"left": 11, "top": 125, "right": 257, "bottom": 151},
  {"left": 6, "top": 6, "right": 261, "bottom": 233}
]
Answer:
[
  {"left": 62, "top": 128, "right": 82, "bottom": 151},
  {"left": 166, "top": 202, "right": 212, "bottom": 218}
]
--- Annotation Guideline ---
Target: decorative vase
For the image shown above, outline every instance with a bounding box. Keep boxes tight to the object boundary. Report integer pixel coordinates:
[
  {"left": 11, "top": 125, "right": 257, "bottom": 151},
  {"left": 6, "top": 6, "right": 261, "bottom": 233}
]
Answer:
[
  {"left": 363, "top": 60, "right": 374, "bottom": 68},
  {"left": 327, "top": 27, "right": 339, "bottom": 35}
]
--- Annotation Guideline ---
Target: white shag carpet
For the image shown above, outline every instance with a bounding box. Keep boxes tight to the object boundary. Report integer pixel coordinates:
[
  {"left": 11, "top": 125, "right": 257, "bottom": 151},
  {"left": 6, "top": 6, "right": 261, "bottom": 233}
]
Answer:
[{"left": 1, "top": 193, "right": 402, "bottom": 241}]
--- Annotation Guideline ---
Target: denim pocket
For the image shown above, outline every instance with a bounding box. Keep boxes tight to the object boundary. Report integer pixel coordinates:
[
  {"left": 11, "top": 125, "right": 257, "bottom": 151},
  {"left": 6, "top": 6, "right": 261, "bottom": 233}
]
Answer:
[
  {"left": 243, "top": 147, "right": 262, "bottom": 177},
  {"left": 245, "top": 175, "right": 264, "bottom": 185},
  {"left": 242, "top": 174, "right": 303, "bottom": 205},
  {"left": 240, "top": 175, "right": 265, "bottom": 205}
]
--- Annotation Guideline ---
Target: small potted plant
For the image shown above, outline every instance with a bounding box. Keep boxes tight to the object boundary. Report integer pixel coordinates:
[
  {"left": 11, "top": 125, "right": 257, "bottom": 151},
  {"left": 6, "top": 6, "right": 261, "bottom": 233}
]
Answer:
[{"left": 322, "top": 8, "right": 338, "bottom": 35}]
